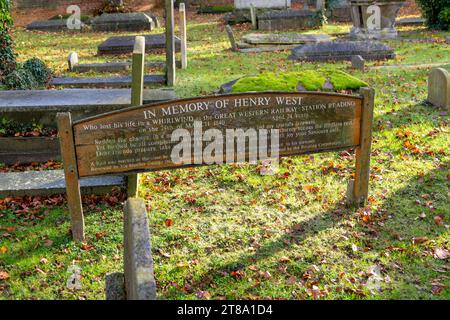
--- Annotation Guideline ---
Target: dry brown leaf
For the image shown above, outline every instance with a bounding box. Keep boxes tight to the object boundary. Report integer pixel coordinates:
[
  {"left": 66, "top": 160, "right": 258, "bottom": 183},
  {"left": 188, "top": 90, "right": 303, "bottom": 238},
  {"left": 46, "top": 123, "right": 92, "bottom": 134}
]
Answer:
[{"left": 434, "top": 248, "right": 450, "bottom": 260}]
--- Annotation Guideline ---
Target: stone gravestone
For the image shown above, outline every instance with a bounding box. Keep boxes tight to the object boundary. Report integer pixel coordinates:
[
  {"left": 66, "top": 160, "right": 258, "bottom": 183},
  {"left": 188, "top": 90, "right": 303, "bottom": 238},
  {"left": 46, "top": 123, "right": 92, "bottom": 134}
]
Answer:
[
  {"left": 427, "top": 68, "right": 450, "bottom": 109},
  {"left": 257, "top": 10, "right": 322, "bottom": 31},
  {"left": 68, "top": 52, "right": 78, "bottom": 71},
  {"left": 349, "top": 0, "right": 404, "bottom": 39},
  {"left": 226, "top": 25, "right": 238, "bottom": 51},
  {"left": 92, "top": 12, "right": 155, "bottom": 32},
  {"left": 123, "top": 198, "right": 156, "bottom": 300},
  {"left": 351, "top": 55, "right": 365, "bottom": 70},
  {"left": 289, "top": 41, "right": 395, "bottom": 62}
]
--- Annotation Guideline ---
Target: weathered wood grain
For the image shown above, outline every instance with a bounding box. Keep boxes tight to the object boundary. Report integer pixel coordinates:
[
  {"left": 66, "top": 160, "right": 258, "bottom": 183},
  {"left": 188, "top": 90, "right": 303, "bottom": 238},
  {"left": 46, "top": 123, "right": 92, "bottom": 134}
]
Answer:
[
  {"left": 56, "top": 112, "right": 85, "bottom": 241},
  {"left": 179, "top": 3, "right": 188, "bottom": 69},
  {"left": 166, "top": 0, "right": 176, "bottom": 86},
  {"left": 352, "top": 87, "right": 375, "bottom": 205},
  {"left": 128, "top": 36, "right": 146, "bottom": 198}
]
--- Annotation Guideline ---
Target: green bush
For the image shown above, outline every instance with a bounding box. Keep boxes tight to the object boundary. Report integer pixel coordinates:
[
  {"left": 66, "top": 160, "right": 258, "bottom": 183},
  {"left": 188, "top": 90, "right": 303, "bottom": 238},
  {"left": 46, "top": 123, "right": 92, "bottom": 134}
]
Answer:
[
  {"left": 416, "top": 0, "right": 450, "bottom": 30},
  {"left": 23, "top": 58, "right": 52, "bottom": 85},
  {"left": 3, "top": 67, "right": 39, "bottom": 90},
  {"left": 3, "top": 58, "right": 52, "bottom": 90},
  {"left": 0, "top": 0, "right": 16, "bottom": 81}
]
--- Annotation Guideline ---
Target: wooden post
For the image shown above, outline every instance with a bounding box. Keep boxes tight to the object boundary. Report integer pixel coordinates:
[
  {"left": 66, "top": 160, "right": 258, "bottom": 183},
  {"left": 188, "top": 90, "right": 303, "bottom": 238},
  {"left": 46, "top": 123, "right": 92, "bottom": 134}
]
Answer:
[
  {"left": 128, "top": 36, "right": 146, "bottom": 198},
  {"left": 166, "top": 0, "right": 176, "bottom": 86},
  {"left": 179, "top": 3, "right": 187, "bottom": 69},
  {"left": 225, "top": 25, "right": 237, "bottom": 51},
  {"left": 250, "top": 5, "right": 257, "bottom": 29},
  {"left": 350, "top": 87, "right": 375, "bottom": 206},
  {"left": 56, "top": 112, "right": 85, "bottom": 241}
]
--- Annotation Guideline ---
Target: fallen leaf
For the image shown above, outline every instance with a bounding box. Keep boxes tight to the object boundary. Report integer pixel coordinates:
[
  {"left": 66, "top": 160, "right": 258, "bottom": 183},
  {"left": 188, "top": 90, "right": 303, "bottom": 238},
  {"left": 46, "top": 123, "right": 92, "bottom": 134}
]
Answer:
[
  {"left": 95, "top": 232, "right": 106, "bottom": 239},
  {"left": 258, "top": 271, "right": 272, "bottom": 279},
  {"left": 165, "top": 218, "right": 173, "bottom": 227},
  {"left": 412, "top": 237, "right": 428, "bottom": 244},
  {"left": 0, "top": 246, "right": 8, "bottom": 254},
  {"left": 434, "top": 215, "right": 444, "bottom": 225},
  {"left": 43, "top": 239, "right": 53, "bottom": 247},
  {"left": 0, "top": 271, "right": 9, "bottom": 280},
  {"left": 286, "top": 276, "right": 297, "bottom": 285},
  {"left": 434, "top": 248, "right": 450, "bottom": 260},
  {"left": 230, "top": 270, "right": 245, "bottom": 278},
  {"left": 196, "top": 291, "right": 211, "bottom": 299}
]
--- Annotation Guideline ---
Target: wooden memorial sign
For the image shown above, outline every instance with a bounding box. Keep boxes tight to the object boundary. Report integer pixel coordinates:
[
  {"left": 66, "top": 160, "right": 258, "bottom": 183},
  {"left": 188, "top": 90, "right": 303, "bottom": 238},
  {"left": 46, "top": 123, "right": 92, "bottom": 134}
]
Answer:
[{"left": 57, "top": 89, "right": 375, "bottom": 241}]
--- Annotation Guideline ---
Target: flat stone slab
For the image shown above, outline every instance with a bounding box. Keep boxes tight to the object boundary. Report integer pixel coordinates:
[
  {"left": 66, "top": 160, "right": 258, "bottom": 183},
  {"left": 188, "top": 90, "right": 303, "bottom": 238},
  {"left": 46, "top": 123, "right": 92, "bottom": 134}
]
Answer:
[
  {"left": 26, "top": 19, "right": 81, "bottom": 32},
  {"left": 49, "top": 75, "right": 166, "bottom": 88},
  {"left": 72, "top": 61, "right": 166, "bottom": 73},
  {"left": 0, "top": 170, "right": 125, "bottom": 197},
  {"left": 239, "top": 45, "right": 296, "bottom": 53},
  {"left": 0, "top": 88, "right": 177, "bottom": 125},
  {"left": 242, "top": 33, "right": 332, "bottom": 45},
  {"left": 92, "top": 12, "right": 155, "bottom": 32},
  {"left": 397, "top": 17, "right": 425, "bottom": 26},
  {"left": 98, "top": 34, "right": 181, "bottom": 55},
  {"left": 289, "top": 41, "right": 395, "bottom": 62}
]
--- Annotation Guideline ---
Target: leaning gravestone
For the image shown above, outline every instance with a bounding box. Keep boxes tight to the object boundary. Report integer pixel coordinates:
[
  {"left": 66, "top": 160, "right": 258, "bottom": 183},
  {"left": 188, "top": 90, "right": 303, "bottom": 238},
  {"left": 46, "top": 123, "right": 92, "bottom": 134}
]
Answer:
[
  {"left": 98, "top": 34, "right": 181, "bottom": 55},
  {"left": 289, "top": 41, "right": 395, "bottom": 62},
  {"left": 427, "top": 68, "right": 450, "bottom": 109},
  {"left": 92, "top": 13, "right": 156, "bottom": 32}
]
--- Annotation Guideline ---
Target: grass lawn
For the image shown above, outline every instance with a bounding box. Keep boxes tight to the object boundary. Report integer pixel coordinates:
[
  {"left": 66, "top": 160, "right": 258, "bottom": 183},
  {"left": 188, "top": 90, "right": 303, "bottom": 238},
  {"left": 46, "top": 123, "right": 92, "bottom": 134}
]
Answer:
[{"left": 0, "top": 14, "right": 449, "bottom": 300}]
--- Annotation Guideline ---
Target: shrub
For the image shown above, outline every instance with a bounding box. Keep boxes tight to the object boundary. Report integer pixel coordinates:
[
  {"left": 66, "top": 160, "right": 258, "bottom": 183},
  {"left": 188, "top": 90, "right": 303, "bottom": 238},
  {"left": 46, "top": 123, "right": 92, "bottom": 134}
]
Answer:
[
  {"left": 23, "top": 58, "right": 52, "bottom": 85},
  {"left": 416, "top": 0, "right": 450, "bottom": 30},
  {"left": 3, "top": 67, "right": 39, "bottom": 90},
  {"left": 0, "top": 0, "right": 16, "bottom": 81}
]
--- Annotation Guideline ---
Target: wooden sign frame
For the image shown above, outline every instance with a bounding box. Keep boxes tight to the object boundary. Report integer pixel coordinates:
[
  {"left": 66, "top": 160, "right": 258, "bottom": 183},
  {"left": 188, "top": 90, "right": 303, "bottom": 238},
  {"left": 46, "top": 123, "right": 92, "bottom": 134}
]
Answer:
[{"left": 57, "top": 88, "right": 374, "bottom": 241}]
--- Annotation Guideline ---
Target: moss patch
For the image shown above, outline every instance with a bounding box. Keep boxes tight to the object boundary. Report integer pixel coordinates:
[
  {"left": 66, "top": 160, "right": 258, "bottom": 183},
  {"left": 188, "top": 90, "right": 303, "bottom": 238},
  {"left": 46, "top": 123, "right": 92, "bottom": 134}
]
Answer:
[{"left": 231, "top": 70, "right": 369, "bottom": 93}]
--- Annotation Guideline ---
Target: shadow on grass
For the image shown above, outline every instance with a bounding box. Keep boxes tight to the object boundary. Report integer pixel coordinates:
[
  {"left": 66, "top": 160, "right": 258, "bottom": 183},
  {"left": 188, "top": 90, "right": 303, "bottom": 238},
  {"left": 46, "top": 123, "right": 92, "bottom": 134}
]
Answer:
[{"left": 159, "top": 166, "right": 448, "bottom": 299}]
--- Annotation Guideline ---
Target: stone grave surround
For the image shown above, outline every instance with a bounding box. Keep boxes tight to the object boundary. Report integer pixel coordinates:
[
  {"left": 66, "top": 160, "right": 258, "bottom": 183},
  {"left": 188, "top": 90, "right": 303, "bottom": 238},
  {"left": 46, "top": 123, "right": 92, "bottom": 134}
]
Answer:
[
  {"left": 98, "top": 34, "right": 182, "bottom": 55},
  {"left": 234, "top": 0, "right": 291, "bottom": 9},
  {"left": 427, "top": 68, "right": 450, "bottom": 109},
  {"left": 350, "top": 0, "right": 405, "bottom": 40},
  {"left": 257, "top": 9, "right": 322, "bottom": 31},
  {"left": 326, "top": 0, "right": 352, "bottom": 22},
  {"left": 26, "top": 19, "right": 90, "bottom": 32},
  {"left": 289, "top": 41, "right": 395, "bottom": 62},
  {"left": 225, "top": 0, "right": 292, "bottom": 24},
  {"left": 91, "top": 12, "right": 158, "bottom": 32}
]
